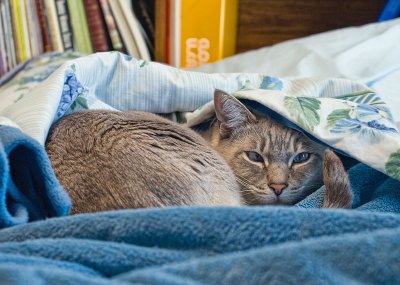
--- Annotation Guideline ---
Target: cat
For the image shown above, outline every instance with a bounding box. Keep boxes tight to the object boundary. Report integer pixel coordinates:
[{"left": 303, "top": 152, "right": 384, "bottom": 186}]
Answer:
[
  {"left": 45, "top": 110, "right": 242, "bottom": 214},
  {"left": 45, "top": 91, "right": 352, "bottom": 214},
  {"left": 199, "top": 90, "right": 352, "bottom": 208}
]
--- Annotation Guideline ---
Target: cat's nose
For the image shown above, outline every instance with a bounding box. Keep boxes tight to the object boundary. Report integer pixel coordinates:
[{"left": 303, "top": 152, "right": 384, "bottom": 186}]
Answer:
[{"left": 269, "top": 183, "right": 287, "bottom": 196}]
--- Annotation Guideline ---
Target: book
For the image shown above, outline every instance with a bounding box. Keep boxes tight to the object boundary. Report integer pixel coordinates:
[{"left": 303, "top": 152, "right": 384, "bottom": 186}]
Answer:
[
  {"left": 0, "top": 0, "right": 17, "bottom": 70},
  {"left": 83, "top": 0, "right": 109, "bottom": 52},
  {"left": 122, "top": 0, "right": 150, "bottom": 61},
  {"left": 166, "top": 0, "right": 171, "bottom": 64},
  {"left": 55, "top": 0, "right": 74, "bottom": 51},
  {"left": 131, "top": 0, "right": 155, "bottom": 59},
  {"left": 0, "top": 15, "right": 6, "bottom": 75},
  {"left": 35, "top": 0, "right": 52, "bottom": 52},
  {"left": 9, "top": 0, "right": 19, "bottom": 63},
  {"left": 25, "top": 0, "right": 43, "bottom": 56},
  {"left": 169, "top": 0, "right": 180, "bottom": 67},
  {"left": 109, "top": 0, "right": 150, "bottom": 61},
  {"left": 66, "top": 0, "right": 92, "bottom": 54},
  {"left": 18, "top": 0, "right": 32, "bottom": 59},
  {"left": 170, "top": 0, "right": 238, "bottom": 68},
  {"left": 9, "top": 0, "right": 23, "bottom": 62},
  {"left": 154, "top": 0, "right": 167, "bottom": 63},
  {"left": 98, "top": 0, "right": 123, "bottom": 51},
  {"left": 44, "top": 0, "right": 63, "bottom": 52}
]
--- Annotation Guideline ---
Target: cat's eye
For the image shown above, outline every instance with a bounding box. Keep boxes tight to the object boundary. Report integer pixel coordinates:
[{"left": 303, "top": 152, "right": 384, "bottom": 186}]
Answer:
[
  {"left": 245, "top": 151, "right": 264, "bottom": 163},
  {"left": 293, "top": 152, "right": 310, "bottom": 164}
]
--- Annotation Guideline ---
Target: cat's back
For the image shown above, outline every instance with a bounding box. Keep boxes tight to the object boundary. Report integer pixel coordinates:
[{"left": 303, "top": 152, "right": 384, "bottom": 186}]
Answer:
[{"left": 46, "top": 110, "right": 241, "bottom": 213}]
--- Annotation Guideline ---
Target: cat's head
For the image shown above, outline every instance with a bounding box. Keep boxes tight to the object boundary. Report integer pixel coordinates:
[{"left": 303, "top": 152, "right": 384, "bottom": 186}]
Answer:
[{"left": 208, "top": 90, "right": 326, "bottom": 205}]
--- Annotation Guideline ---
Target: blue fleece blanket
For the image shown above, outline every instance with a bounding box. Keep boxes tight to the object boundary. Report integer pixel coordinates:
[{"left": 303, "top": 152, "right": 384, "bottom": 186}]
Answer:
[
  {"left": 0, "top": 162, "right": 399, "bottom": 284},
  {"left": 0, "top": 206, "right": 399, "bottom": 284},
  {"left": 0, "top": 126, "right": 70, "bottom": 228}
]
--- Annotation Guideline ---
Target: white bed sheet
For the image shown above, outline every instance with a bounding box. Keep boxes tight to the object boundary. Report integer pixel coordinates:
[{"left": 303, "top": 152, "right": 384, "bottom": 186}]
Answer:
[{"left": 194, "top": 19, "right": 400, "bottom": 125}]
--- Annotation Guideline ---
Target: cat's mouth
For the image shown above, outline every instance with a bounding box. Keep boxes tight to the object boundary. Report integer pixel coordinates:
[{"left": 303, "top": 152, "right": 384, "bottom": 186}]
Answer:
[{"left": 235, "top": 176, "right": 315, "bottom": 205}]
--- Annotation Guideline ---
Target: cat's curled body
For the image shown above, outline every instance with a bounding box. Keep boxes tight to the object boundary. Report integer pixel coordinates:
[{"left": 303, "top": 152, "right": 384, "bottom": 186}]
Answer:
[
  {"left": 46, "top": 91, "right": 353, "bottom": 214},
  {"left": 46, "top": 111, "right": 242, "bottom": 214}
]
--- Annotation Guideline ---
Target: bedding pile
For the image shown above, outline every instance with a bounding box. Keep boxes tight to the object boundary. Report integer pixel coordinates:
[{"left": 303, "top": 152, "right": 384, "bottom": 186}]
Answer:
[
  {"left": 0, "top": 19, "right": 399, "bottom": 284},
  {"left": 0, "top": 205, "right": 400, "bottom": 284}
]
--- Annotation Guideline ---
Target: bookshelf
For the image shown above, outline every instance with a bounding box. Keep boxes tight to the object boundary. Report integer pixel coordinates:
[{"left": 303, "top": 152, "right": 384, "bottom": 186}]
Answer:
[
  {"left": 0, "top": 0, "right": 239, "bottom": 78},
  {"left": 0, "top": 0, "right": 387, "bottom": 79}
]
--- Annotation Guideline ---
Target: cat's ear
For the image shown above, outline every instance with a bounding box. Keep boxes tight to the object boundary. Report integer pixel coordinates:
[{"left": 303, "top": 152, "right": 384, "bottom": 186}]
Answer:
[{"left": 214, "top": 89, "right": 256, "bottom": 139}]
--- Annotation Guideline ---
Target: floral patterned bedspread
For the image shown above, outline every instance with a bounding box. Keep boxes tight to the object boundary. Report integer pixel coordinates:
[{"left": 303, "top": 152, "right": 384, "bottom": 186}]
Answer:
[{"left": 0, "top": 52, "right": 399, "bottom": 181}]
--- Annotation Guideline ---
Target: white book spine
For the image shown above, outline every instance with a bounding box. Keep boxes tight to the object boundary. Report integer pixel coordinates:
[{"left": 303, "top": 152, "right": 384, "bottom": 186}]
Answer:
[
  {"left": 44, "top": 0, "right": 64, "bottom": 51},
  {"left": 109, "top": 0, "right": 140, "bottom": 58},
  {"left": 118, "top": 0, "right": 151, "bottom": 61}
]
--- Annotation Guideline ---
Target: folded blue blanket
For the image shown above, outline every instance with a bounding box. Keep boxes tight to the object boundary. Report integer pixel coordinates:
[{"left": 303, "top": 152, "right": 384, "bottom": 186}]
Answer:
[
  {"left": 0, "top": 206, "right": 399, "bottom": 284},
  {"left": 0, "top": 126, "right": 71, "bottom": 228}
]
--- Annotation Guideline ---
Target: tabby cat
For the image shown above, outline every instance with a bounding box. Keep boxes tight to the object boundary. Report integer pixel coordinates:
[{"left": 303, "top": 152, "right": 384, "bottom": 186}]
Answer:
[
  {"left": 45, "top": 90, "right": 352, "bottom": 213},
  {"left": 201, "top": 90, "right": 352, "bottom": 208}
]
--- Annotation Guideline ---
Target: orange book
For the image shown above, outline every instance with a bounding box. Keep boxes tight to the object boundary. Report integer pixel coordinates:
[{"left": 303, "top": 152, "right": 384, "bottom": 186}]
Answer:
[
  {"left": 171, "top": 0, "right": 238, "bottom": 68},
  {"left": 155, "top": 0, "right": 168, "bottom": 63}
]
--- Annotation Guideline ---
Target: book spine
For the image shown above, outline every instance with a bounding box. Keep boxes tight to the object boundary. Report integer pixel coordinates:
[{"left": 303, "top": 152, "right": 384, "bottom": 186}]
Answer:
[
  {"left": 170, "top": 0, "right": 180, "bottom": 67},
  {"left": 55, "top": 0, "right": 73, "bottom": 51},
  {"left": 0, "top": 14, "right": 6, "bottom": 75},
  {"left": 9, "top": 0, "right": 24, "bottom": 62},
  {"left": 30, "top": 0, "right": 44, "bottom": 54},
  {"left": 98, "top": 0, "right": 123, "bottom": 50},
  {"left": 44, "top": 0, "right": 64, "bottom": 51},
  {"left": 83, "top": 0, "right": 109, "bottom": 52},
  {"left": 155, "top": 0, "right": 167, "bottom": 63},
  {"left": 221, "top": 0, "right": 238, "bottom": 58},
  {"left": 66, "top": 0, "right": 92, "bottom": 53},
  {"left": 131, "top": 0, "right": 155, "bottom": 58},
  {"left": 166, "top": 0, "right": 170, "bottom": 64},
  {"left": 109, "top": 0, "right": 138, "bottom": 57},
  {"left": 119, "top": 0, "right": 150, "bottom": 60},
  {"left": 19, "top": 0, "right": 32, "bottom": 58},
  {"left": 0, "top": 0, "right": 17, "bottom": 70},
  {"left": 35, "top": 0, "right": 51, "bottom": 52},
  {"left": 24, "top": 0, "right": 38, "bottom": 56},
  {"left": 179, "top": 0, "right": 238, "bottom": 68}
]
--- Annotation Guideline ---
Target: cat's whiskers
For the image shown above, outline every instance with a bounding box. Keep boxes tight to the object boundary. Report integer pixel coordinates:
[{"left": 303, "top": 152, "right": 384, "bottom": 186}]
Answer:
[{"left": 235, "top": 176, "right": 267, "bottom": 194}]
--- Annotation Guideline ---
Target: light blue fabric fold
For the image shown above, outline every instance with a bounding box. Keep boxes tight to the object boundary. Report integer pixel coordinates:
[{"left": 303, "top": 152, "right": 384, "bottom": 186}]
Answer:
[{"left": 0, "top": 126, "right": 71, "bottom": 228}]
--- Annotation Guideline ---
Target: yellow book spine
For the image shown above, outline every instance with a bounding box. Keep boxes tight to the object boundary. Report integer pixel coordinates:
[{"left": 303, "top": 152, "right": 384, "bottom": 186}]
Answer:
[
  {"left": 10, "top": 0, "right": 26, "bottom": 62},
  {"left": 20, "top": 0, "right": 32, "bottom": 59},
  {"left": 179, "top": 0, "right": 238, "bottom": 68},
  {"left": 221, "top": 0, "right": 238, "bottom": 60}
]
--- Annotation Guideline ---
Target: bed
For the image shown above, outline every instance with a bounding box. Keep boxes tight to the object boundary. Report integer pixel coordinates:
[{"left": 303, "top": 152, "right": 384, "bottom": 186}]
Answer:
[{"left": 0, "top": 14, "right": 400, "bottom": 285}]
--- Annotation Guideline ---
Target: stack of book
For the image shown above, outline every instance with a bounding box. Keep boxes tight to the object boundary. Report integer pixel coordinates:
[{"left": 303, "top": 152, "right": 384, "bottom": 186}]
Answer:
[{"left": 0, "top": 0, "right": 238, "bottom": 77}]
